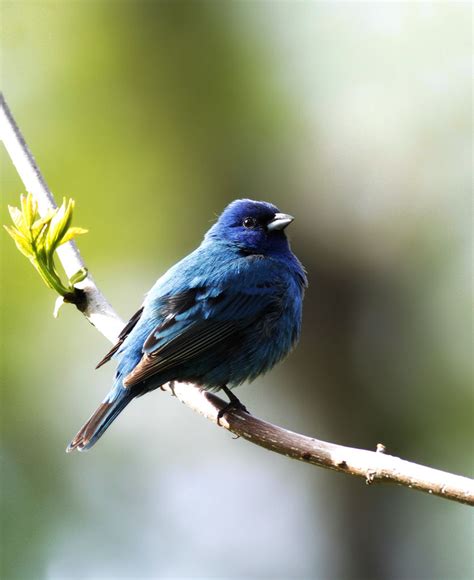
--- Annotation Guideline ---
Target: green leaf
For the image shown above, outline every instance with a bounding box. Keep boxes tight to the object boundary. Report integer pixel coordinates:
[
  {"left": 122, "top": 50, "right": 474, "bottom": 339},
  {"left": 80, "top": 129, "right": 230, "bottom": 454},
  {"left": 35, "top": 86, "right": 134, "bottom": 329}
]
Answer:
[
  {"left": 45, "top": 198, "right": 75, "bottom": 253},
  {"left": 56, "top": 199, "right": 75, "bottom": 243},
  {"left": 8, "top": 205, "right": 24, "bottom": 229},
  {"left": 45, "top": 201, "right": 63, "bottom": 253},
  {"left": 3, "top": 225, "right": 33, "bottom": 258},
  {"left": 31, "top": 209, "right": 55, "bottom": 239},
  {"left": 34, "top": 223, "right": 49, "bottom": 252},
  {"left": 69, "top": 267, "right": 88, "bottom": 285},
  {"left": 21, "top": 194, "right": 37, "bottom": 227},
  {"left": 59, "top": 226, "right": 89, "bottom": 245}
]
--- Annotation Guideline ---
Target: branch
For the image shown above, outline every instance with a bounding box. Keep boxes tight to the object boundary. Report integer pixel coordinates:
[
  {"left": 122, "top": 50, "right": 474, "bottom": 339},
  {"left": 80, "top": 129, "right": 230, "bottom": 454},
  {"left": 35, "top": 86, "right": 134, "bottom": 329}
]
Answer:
[{"left": 2, "top": 92, "right": 473, "bottom": 507}]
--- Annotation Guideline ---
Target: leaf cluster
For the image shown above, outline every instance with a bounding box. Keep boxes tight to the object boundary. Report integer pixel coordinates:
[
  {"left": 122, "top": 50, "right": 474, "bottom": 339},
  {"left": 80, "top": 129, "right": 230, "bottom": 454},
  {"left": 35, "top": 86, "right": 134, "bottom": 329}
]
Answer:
[{"left": 4, "top": 193, "right": 88, "bottom": 298}]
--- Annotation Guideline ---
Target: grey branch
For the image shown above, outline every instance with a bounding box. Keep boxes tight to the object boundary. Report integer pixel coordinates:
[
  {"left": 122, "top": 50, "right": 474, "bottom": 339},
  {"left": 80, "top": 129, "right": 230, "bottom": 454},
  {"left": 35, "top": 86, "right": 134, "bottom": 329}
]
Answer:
[{"left": 1, "top": 92, "right": 473, "bottom": 507}]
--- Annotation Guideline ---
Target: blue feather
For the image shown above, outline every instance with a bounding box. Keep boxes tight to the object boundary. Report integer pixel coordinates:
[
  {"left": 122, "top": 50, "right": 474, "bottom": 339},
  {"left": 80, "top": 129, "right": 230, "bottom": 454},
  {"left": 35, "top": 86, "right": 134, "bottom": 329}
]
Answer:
[{"left": 67, "top": 199, "right": 307, "bottom": 452}]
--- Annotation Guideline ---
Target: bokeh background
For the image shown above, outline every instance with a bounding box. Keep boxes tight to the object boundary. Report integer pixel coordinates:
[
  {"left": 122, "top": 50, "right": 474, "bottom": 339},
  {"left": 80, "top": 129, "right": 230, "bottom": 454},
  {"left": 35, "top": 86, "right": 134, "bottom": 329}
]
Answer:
[{"left": 1, "top": 2, "right": 472, "bottom": 579}]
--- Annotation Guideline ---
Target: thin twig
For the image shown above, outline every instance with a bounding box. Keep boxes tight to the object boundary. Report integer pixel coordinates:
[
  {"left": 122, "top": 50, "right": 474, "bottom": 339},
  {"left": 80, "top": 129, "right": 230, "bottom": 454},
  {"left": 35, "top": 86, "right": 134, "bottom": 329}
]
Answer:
[{"left": 1, "top": 92, "right": 473, "bottom": 506}]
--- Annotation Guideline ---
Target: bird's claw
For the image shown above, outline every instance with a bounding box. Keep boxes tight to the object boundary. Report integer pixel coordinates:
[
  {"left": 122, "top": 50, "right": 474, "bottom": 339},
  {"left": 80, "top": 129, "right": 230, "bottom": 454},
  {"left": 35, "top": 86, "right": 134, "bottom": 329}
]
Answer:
[{"left": 217, "top": 386, "right": 249, "bottom": 425}]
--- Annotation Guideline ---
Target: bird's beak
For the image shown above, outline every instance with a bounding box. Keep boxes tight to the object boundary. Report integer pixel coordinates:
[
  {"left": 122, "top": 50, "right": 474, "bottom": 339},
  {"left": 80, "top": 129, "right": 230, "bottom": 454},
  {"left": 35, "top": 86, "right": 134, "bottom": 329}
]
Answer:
[{"left": 267, "top": 213, "right": 294, "bottom": 231}]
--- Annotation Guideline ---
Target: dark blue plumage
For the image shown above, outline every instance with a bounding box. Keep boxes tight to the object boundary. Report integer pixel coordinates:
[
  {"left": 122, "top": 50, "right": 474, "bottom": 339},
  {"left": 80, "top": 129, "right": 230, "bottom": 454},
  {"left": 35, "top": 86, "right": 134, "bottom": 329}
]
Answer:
[{"left": 67, "top": 199, "right": 307, "bottom": 452}]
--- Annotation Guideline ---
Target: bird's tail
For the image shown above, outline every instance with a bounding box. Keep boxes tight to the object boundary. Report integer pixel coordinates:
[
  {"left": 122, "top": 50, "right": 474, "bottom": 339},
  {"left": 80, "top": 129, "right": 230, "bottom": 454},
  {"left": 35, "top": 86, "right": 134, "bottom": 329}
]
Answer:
[{"left": 66, "top": 390, "right": 134, "bottom": 453}]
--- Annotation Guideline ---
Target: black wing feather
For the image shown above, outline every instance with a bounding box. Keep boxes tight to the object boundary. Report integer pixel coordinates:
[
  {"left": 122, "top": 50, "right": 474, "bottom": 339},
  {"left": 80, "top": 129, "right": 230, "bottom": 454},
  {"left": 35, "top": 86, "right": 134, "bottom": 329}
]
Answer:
[
  {"left": 95, "top": 306, "right": 144, "bottom": 369},
  {"left": 123, "top": 319, "right": 237, "bottom": 387}
]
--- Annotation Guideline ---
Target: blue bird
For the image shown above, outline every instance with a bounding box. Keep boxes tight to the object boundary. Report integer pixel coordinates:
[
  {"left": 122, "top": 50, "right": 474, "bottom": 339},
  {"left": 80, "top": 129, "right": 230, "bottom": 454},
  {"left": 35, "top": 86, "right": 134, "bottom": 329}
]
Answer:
[{"left": 67, "top": 199, "right": 307, "bottom": 452}]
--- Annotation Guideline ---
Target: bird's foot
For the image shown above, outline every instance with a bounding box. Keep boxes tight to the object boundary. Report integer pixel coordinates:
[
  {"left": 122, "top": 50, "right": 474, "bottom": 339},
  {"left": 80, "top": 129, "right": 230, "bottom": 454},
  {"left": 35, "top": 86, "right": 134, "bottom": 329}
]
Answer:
[
  {"left": 164, "top": 381, "right": 176, "bottom": 396},
  {"left": 217, "top": 386, "right": 249, "bottom": 426}
]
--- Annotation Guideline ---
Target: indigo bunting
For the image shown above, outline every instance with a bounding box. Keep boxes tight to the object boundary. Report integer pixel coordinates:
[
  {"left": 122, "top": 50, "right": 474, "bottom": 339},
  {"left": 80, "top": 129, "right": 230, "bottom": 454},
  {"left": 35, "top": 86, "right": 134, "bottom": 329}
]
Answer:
[{"left": 67, "top": 199, "right": 307, "bottom": 452}]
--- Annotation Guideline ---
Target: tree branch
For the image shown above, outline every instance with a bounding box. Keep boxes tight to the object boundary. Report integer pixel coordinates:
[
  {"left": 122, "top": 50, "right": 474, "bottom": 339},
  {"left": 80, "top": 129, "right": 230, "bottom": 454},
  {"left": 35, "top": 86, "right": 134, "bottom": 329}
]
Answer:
[{"left": 2, "top": 92, "right": 473, "bottom": 506}]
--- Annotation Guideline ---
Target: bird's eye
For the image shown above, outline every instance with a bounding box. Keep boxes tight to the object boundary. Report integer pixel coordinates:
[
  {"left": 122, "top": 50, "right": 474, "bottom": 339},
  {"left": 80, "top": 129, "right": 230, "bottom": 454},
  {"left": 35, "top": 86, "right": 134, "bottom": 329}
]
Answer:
[{"left": 243, "top": 217, "right": 258, "bottom": 229}]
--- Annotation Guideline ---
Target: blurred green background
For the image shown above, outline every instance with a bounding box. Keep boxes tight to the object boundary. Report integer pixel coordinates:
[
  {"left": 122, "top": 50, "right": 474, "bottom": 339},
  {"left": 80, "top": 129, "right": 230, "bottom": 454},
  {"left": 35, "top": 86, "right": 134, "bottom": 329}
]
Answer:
[{"left": 1, "top": 2, "right": 472, "bottom": 579}]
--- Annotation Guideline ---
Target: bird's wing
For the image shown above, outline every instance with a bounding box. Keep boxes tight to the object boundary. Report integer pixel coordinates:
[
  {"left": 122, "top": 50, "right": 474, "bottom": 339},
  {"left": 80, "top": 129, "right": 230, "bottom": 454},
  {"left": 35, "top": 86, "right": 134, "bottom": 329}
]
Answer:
[
  {"left": 95, "top": 306, "right": 144, "bottom": 369},
  {"left": 122, "top": 285, "right": 277, "bottom": 388}
]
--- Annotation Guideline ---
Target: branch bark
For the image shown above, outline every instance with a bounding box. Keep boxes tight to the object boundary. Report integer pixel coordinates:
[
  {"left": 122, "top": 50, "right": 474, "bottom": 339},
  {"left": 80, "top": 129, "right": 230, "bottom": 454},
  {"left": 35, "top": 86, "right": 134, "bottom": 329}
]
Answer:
[{"left": 2, "top": 92, "right": 473, "bottom": 506}]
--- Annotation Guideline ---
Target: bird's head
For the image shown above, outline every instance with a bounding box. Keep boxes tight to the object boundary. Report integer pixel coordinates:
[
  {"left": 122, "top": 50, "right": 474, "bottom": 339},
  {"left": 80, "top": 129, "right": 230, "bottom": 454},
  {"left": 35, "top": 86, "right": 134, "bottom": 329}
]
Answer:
[{"left": 206, "top": 199, "right": 294, "bottom": 255}]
